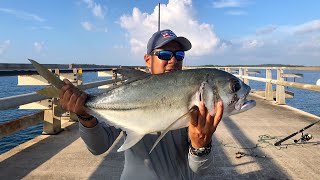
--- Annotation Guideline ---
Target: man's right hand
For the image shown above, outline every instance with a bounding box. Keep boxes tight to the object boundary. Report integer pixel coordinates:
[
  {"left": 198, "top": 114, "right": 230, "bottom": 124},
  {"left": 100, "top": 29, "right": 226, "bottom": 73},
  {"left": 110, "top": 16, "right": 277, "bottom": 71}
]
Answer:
[{"left": 59, "top": 79, "right": 89, "bottom": 117}]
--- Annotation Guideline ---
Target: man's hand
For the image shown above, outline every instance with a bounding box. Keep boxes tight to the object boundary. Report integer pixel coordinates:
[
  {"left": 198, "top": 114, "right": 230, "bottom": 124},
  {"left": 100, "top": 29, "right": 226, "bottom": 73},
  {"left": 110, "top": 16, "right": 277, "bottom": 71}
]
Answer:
[
  {"left": 59, "top": 79, "right": 97, "bottom": 127},
  {"left": 59, "top": 79, "right": 89, "bottom": 116},
  {"left": 188, "top": 101, "right": 223, "bottom": 148}
]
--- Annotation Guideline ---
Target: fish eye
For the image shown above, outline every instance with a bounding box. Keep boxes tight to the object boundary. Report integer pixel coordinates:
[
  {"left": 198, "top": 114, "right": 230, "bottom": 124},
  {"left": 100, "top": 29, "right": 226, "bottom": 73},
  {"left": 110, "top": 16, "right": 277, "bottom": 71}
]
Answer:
[{"left": 230, "top": 79, "right": 241, "bottom": 92}]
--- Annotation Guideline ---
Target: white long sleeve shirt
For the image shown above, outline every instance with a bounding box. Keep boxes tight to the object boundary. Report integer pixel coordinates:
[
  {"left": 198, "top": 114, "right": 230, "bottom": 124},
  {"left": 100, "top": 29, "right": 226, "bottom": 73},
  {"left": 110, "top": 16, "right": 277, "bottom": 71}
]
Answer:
[{"left": 79, "top": 120, "right": 213, "bottom": 180}]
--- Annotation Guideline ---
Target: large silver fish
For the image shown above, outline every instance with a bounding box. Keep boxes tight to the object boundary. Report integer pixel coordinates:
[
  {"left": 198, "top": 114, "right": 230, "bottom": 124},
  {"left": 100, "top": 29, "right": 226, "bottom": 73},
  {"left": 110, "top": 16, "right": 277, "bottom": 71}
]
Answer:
[{"left": 30, "top": 60, "right": 256, "bottom": 152}]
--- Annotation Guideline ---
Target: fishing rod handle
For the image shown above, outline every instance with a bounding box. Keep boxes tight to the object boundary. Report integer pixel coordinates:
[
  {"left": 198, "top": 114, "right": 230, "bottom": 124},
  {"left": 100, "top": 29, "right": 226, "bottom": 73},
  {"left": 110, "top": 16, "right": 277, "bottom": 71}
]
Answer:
[{"left": 274, "top": 132, "right": 299, "bottom": 146}]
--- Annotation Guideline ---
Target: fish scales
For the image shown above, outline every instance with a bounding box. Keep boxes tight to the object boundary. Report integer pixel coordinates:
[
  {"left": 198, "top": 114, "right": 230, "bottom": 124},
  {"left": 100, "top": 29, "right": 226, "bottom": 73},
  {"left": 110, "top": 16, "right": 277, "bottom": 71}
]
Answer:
[{"left": 29, "top": 59, "right": 256, "bottom": 152}]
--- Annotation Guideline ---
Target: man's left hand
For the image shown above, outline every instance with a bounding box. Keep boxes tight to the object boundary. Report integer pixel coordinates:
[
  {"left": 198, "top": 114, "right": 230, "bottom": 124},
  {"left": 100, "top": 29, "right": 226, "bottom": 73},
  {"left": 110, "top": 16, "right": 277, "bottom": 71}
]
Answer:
[{"left": 188, "top": 101, "right": 223, "bottom": 148}]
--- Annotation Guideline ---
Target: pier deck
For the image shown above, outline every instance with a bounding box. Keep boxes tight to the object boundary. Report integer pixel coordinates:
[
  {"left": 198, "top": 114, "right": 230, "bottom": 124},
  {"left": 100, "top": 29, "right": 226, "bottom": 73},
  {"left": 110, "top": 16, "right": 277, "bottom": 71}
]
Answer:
[{"left": 1, "top": 94, "right": 320, "bottom": 179}]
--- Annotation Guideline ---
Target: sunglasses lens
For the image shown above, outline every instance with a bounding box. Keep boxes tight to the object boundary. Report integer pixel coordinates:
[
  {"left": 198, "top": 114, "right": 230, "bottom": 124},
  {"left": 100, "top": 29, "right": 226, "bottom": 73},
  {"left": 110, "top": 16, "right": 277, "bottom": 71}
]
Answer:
[
  {"left": 158, "top": 51, "right": 173, "bottom": 60},
  {"left": 154, "top": 50, "right": 185, "bottom": 61},
  {"left": 175, "top": 51, "right": 185, "bottom": 61}
]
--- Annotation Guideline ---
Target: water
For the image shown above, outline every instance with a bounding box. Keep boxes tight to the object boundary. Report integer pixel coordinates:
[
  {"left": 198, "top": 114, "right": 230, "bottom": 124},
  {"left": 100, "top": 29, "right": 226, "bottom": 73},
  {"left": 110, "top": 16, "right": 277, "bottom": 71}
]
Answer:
[
  {"left": 0, "top": 70, "right": 319, "bottom": 154},
  {"left": 0, "top": 72, "right": 105, "bottom": 154},
  {"left": 248, "top": 70, "right": 320, "bottom": 116}
]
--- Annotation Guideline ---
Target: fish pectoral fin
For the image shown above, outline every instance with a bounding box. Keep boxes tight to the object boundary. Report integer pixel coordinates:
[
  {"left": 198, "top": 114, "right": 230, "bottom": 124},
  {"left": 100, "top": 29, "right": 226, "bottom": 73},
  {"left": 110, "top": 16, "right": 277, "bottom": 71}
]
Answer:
[
  {"left": 199, "top": 81, "right": 215, "bottom": 116},
  {"left": 149, "top": 108, "right": 196, "bottom": 154},
  {"left": 117, "top": 130, "right": 144, "bottom": 152},
  {"left": 36, "top": 86, "right": 59, "bottom": 98}
]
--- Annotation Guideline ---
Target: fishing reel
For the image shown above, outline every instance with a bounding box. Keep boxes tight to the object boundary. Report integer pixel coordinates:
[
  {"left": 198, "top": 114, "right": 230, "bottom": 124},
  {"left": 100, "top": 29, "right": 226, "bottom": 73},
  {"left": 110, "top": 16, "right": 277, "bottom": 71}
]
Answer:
[{"left": 294, "top": 133, "right": 313, "bottom": 143}]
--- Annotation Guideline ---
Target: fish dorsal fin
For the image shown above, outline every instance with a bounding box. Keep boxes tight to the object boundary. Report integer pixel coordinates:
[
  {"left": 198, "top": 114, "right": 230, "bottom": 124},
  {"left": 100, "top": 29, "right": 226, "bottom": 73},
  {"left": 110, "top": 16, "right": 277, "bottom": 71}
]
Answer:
[
  {"left": 199, "top": 81, "right": 216, "bottom": 116},
  {"left": 117, "top": 130, "right": 145, "bottom": 152},
  {"left": 149, "top": 108, "right": 197, "bottom": 154}
]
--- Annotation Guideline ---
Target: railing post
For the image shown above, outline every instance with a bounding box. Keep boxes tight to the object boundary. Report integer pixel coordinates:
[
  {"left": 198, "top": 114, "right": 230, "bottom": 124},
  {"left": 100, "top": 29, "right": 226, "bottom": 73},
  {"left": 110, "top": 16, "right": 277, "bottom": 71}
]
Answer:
[
  {"left": 244, "top": 68, "right": 249, "bottom": 85},
  {"left": 276, "top": 69, "right": 286, "bottom": 104},
  {"left": 42, "top": 69, "right": 63, "bottom": 134},
  {"left": 43, "top": 98, "right": 63, "bottom": 134},
  {"left": 77, "top": 68, "right": 83, "bottom": 85},
  {"left": 265, "top": 68, "right": 273, "bottom": 100},
  {"left": 112, "top": 68, "right": 118, "bottom": 86},
  {"left": 238, "top": 68, "right": 243, "bottom": 81}
]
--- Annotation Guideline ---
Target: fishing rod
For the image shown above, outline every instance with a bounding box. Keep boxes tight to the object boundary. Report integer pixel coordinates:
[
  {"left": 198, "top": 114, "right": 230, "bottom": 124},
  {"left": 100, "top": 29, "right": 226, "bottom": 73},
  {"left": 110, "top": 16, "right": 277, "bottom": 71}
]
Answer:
[{"left": 274, "top": 119, "right": 320, "bottom": 146}]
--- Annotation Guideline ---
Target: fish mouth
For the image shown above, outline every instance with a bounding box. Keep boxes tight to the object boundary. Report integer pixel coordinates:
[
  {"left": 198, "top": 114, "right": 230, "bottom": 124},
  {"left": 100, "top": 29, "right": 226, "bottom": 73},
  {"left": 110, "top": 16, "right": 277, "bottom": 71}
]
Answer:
[
  {"left": 235, "top": 96, "right": 256, "bottom": 111},
  {"left": 240, "top": 99, "right": 256, "bottom": 110}
]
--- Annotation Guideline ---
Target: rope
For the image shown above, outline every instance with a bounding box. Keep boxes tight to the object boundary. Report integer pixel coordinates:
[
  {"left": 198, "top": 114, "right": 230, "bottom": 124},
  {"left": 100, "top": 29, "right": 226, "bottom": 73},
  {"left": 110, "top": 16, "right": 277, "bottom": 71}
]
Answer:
[{"left": 218, "top": 134, "right": 289, "bottom": 159}]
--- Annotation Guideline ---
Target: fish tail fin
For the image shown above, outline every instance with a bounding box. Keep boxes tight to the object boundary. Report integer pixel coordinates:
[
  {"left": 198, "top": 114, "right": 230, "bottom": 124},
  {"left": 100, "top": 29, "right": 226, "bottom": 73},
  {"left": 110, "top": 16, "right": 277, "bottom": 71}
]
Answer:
[
  {"left": 36, "top": 87, "right": 60, "bottom": 98},
  {"left": 29, "top": 59, "right": 65, "bottom": 89},
  {"left": 117, "top": 130, "right": 144, "bottom": 152}
]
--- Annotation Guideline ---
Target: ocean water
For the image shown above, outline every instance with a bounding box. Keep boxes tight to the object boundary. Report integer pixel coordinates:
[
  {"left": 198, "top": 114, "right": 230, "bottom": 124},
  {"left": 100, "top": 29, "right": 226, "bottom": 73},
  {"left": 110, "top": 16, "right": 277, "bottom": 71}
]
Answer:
[
  {"left": 0, "top": 72, "right": 104, "bottom": 154},
  {"left": 0, "top": 70, "right": 319, "bottom": 154},
  {"left": 247, "top": 70, "right": 320, "bottom": 116}
]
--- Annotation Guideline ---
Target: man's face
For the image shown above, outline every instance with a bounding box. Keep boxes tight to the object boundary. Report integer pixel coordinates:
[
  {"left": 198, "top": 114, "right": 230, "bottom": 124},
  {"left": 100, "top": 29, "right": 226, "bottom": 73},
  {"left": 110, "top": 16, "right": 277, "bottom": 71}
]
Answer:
[{"left": 144, "top": 41, "right": 183, "bottom": 74}]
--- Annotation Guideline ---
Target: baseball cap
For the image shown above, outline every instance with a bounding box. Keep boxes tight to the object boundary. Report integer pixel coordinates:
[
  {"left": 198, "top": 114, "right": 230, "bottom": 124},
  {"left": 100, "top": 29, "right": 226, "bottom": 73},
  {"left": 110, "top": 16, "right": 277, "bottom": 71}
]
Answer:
[{"left": 147, "top": 29, "right": 192, "bottom": 54}]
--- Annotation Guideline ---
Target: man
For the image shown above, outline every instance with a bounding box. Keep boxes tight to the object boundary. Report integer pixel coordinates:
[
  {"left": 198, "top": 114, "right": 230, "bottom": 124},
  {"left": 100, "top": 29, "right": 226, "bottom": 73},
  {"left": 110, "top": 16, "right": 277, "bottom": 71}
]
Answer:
[{"left": 59, "top": 29, "right": 223, "bottom": 179}]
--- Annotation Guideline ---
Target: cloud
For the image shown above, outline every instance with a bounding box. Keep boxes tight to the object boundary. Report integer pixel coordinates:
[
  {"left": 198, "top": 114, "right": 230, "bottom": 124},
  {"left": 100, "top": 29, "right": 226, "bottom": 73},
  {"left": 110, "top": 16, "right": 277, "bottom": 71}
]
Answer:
[
  {"left": 212, "top": 0, "right": 249, "bottom": 8},
  {"left": 241, "top": 39, "right": 264, "bottom": 49},
  {"left": 0, "top": 8, "right": 45, "bottom": 22},
  {"left": 92, "top": 4, "right": 104, "bottom": 18},
  {"left": 81, "top": 21, "right": 94, "bottom": 31},
  {"left": 119, "top": 0, "right": 219, "bottom": 57},
  {"left": 215, "top": 39, "right": 233, "bottom": 53},
  {"left": 256, "top": 25, "right": 277, "bottom": 35},
  {"left": 209, "top": 19, "right": 320, "bottom": 65},
  {"left": 81, "top": 21, "right": 107, "bottom": 32},
  {"left": 0, "top": 40, "right": 11, "bottom": 55},
  {"left": 294, "top": 20, "right": 320, "bottom": 34},
  {"left": 83, "top": 0, "right": 105, "bottom": 19},
  {"left": 34, "top": 41, "right": 45, "bottom": 53}
]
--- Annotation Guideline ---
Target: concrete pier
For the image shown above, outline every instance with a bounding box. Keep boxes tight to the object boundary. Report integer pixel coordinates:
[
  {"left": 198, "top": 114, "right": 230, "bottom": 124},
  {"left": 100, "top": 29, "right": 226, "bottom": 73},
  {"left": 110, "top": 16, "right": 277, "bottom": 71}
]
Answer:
[{"left": 1, "top": 94, "right": 319, "bottom": 179}]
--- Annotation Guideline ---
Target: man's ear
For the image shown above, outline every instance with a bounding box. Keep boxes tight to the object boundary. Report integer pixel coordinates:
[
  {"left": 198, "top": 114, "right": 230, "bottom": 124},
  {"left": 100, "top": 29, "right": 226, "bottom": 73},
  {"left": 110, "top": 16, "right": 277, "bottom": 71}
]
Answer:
[{"left": 144, "top": 54, "right": 151, "bottom": 69}]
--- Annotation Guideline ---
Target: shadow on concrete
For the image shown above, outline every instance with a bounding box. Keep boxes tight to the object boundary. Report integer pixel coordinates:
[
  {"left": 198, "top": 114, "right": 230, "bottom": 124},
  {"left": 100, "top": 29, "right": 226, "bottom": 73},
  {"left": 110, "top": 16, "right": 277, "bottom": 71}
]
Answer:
[
  {"left": 201, "top": 117, "right": 290, "bottom": 180},
  {"left": 88, "top": 117, "right": 290, "bottom": 179},
  {"left": 88, "top": 139, "right": 124, "bottom": 180},
  {"left": 0, "top": 122, "right": 79, "bottom": 179}
]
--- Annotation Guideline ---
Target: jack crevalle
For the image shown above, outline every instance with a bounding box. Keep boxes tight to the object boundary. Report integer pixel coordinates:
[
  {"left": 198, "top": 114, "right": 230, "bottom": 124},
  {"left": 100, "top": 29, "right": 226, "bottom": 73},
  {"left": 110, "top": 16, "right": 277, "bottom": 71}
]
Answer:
[{"left": 30, "top": 60, "right": 256, "bottom": 153}]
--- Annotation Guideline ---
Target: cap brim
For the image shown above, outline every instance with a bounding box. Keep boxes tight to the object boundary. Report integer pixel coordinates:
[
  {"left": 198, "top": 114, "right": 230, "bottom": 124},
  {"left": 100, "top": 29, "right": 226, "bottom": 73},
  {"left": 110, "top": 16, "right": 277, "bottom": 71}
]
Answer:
[{"left": 155, "top": 36, "right": 192, "bottom": 51}]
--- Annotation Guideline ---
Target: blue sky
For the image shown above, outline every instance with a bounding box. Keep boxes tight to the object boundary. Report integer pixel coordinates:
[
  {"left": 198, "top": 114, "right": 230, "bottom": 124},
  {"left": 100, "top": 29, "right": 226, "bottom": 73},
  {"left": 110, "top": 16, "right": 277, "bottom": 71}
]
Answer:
[{"left": 0, "top": 0, "right": 319, "bottom": 66}]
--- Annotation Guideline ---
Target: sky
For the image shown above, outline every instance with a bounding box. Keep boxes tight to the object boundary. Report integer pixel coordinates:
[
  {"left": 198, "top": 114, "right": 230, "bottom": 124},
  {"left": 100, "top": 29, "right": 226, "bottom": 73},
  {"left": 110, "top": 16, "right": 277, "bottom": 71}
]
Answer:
[{"left": 0, "top": 0, "right": 320, "bottom": 66}]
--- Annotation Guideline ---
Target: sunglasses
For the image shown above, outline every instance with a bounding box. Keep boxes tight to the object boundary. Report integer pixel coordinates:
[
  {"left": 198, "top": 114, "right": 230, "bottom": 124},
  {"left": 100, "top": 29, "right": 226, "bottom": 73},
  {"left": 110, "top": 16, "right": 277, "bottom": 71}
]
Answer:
[{"left": 151, "top": 50, "right": 185, "bottom": 61}]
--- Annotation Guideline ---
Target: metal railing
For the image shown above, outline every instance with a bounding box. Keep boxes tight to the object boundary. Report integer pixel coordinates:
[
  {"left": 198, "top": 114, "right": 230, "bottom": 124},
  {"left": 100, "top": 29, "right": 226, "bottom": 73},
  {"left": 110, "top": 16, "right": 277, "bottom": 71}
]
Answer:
[
  {"left": 1, "top": 65, "right": 319, "bottom": 140},
  {"left": 0, "top": 65, "right": 145, "bottom": 139}
]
